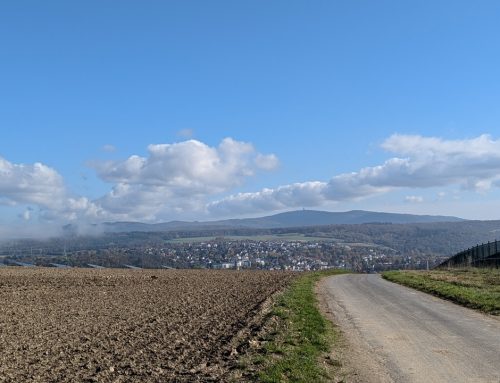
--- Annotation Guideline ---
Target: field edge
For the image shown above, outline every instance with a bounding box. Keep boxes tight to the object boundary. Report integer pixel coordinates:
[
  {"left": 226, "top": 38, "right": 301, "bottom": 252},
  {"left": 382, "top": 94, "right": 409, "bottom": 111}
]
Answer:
[
  {"left": 237, "top": 269, "right": 349, "bottom": 383},
  {"left": 382, "top": 269, "right": 500, "bottom": 315}
]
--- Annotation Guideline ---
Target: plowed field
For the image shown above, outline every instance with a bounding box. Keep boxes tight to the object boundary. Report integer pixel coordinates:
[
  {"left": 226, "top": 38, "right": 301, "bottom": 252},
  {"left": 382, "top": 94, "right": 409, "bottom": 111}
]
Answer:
[{"left": 0, "top": 268, "right": 296, "bottom": 382}]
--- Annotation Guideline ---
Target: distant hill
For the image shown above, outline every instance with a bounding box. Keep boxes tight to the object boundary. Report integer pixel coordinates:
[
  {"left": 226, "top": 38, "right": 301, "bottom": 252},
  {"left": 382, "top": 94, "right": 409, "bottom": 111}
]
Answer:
[{"left": 102, "top": 210, "right": 464, "bottom": 233}]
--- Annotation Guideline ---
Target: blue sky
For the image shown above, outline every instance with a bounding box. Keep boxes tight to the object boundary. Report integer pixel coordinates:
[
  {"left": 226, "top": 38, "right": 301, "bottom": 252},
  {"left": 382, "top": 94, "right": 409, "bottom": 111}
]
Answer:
[{"left": 1, "top": 1, "right": 500, "bottom": 234}]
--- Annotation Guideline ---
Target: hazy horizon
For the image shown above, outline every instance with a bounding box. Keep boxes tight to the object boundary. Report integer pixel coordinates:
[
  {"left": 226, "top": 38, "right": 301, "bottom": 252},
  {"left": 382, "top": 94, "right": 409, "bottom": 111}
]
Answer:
[{"left": 0, "top": 208, "right": 473, "bottom": 241}]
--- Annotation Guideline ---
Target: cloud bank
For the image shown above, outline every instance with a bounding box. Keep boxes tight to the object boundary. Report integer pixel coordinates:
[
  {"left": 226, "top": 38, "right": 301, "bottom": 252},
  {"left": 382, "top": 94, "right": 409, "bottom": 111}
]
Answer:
[
  {"left": 0, "top": 137, "right": 279, "bottom": 225},
  {"left": 208, "top": 134, "right": 500, "bottom": 215},
  {"left": 1, "top": 133, "right": 500, "bottom": 228},
  {"left": 90, "top": 138, "right": 279, "bottom": 221}
]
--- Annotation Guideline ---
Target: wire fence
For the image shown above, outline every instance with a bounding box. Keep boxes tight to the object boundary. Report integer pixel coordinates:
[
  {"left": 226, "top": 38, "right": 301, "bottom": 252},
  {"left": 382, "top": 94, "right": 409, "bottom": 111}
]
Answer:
[{"left": 437, "top": 240, "right": 500, "bottom": 268}]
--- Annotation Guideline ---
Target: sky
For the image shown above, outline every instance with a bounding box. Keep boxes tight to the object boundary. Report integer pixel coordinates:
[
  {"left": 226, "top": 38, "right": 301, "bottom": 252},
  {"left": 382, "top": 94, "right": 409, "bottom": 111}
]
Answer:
[{"left": 1, "top": 1, "right": 500, "bottom": 236}]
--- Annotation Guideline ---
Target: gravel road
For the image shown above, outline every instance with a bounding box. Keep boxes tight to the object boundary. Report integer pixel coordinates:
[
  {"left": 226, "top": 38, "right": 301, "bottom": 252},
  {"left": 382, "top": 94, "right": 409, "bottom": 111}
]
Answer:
[{"left": 318, "top": 274, "right": 500, "bottom": 383}]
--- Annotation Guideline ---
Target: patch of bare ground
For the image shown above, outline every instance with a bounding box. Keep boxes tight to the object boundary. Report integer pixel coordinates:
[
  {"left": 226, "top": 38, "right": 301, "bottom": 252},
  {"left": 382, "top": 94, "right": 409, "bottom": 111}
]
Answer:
[{"left": 0, "top": 268, "right": 296, "bottom": 382}]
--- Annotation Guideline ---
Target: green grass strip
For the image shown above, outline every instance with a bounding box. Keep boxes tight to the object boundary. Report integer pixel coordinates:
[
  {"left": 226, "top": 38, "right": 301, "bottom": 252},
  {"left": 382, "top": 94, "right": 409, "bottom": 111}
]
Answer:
[
  {"left": 382, "top": 269, "right": 500, "bottom": 315},
  {"left": 256, "top": 269, "right": 349, "bottom": 383}
]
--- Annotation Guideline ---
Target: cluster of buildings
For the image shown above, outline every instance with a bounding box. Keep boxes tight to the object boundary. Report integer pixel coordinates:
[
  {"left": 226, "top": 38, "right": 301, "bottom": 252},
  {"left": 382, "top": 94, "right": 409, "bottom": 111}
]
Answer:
[{"left": 0, "top": 236, "right": 446, "bottom": 272}]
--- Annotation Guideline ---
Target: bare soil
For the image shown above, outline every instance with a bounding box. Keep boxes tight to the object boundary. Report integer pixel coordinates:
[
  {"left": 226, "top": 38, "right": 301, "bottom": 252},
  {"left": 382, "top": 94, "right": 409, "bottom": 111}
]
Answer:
[{"left": 0, "top": 268, "right": 296, "bottom": 382}]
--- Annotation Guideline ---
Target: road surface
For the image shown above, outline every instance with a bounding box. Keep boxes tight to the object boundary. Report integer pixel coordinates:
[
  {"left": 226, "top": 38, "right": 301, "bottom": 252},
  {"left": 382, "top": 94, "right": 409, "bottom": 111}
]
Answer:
[{"left": 318, "top": 274, "right": 500, "bottom": 383}]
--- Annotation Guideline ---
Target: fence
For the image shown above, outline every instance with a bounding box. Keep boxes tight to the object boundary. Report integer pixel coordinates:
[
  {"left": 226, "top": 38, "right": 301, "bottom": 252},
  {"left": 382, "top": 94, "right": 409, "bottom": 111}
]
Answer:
[{"left": 437, "top": 240, "right": 500, "bottom": 268}]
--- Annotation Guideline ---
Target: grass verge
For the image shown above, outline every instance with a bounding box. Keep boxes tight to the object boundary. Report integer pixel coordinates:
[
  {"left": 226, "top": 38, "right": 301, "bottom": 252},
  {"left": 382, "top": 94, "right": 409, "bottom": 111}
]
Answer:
[
  {"left": 242, "top": 269, "right": 348, "bottom": 383},
  {"left": 382, "top": 268, "right": 500, "bottom": 315}
]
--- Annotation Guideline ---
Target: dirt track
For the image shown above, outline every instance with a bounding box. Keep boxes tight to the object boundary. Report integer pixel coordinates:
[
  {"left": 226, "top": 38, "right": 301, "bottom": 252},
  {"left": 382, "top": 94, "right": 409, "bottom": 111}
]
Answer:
[
  {"left": 0, "top": 268, "right": 295, "bottom": 382},
  {"left": 319, "top": 274, "right": 500, "bottom": 383}
]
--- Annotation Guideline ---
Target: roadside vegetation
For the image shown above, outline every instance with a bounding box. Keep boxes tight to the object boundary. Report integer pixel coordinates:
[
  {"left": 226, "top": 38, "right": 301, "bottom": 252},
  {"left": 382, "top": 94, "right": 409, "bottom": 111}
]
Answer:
[
  {"left": 240, "top": 269, "right": 349, "bottom": 383},
  {"left": 383, "top": 268, "right": 500, "bottom": 315}
]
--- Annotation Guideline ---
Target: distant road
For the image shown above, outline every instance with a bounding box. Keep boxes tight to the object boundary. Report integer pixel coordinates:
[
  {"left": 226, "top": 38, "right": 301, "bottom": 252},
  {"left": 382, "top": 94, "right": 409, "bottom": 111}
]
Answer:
[{"left": 319, "top": 274, "right": 500, "bottom": 383}]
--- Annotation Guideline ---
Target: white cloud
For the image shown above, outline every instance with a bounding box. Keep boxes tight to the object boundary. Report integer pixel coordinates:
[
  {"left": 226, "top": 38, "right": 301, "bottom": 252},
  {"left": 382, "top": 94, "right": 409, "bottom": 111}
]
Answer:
[
  {"left": 94, "top": 138, "right": 262, "bottom": 192},
  {"left": 177, "top": 128, "right": 194, "bottom": 138},
  {"left": 209, "top": 134, "right": 500, "bottom": 216},
  {"left": 22, "top": 209, "right": 31, "bottom": 221},
  {"left": 91, "top": 138, "right": 278, "bottom": 220},
  {"left": 405, "top": 195, "right": 424, "bottom": 204},
  {"left": 208, "top": 182, "right": 327, "bottom": 216},
  {"left": 102, "top": 144, "right": 116, "bottom": 152},
  {"left": 255, "top": 153, "right": 279, "bottom": 170},
  {"left": 0, "top": 157, "right": 66, "bottom": 210},
  {"left": 0, "top": 156, "right": 105, "bottom": 224},
  {"left": 437, "top": 191, "right": 446, "bottom": 199},
  {"left": 380, "top": 134, "right": 500, "bottom": 191},
  {"left": 0, "top": 138, "right": 279, "bottom": 225},
  {"left": 3, "top": 133, "right": 500, "bottom": 226}
]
